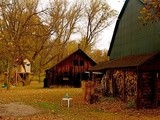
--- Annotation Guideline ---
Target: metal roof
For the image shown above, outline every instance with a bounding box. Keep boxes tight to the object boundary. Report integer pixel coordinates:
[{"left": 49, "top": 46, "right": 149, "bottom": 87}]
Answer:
[
  {"left": 89, "top": 51, "right": 160, "bottom": 71},
  {"left": 108, "top": 0, "right": 129, "bottom": 56},
  {"left": 108, "top": 0, "right": 160, "bottom": 59},
  {"left": 46, "top": 48, "right": 97, "bottom": 71}
]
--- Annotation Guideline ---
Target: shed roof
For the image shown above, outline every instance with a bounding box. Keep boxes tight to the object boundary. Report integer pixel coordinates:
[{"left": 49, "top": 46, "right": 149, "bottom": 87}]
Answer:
[
  {"left": 89, "top": 51, "right": 160, "bottom": 71},
  {"left": 14, "top": 58, "right": 30, "bottom": 65},
  {"left": 88, "top": 60, "right": 109, "bottom": 71},
  {"left": 46, "top": 48, "right": 97, "bottom": 71}
]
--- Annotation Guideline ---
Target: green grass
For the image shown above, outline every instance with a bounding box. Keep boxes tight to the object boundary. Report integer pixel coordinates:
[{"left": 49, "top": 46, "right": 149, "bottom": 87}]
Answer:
[
  {"left": 0, "top": 83, "right": 160, "bottom": 120},
  {"left": 36, "top": 101, "right": 59, "bottom": 110}
]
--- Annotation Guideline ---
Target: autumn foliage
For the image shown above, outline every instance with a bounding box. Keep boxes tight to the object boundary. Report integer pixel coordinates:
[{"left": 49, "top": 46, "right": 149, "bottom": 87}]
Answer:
[{"left": 139, "top": 0, "right": 160, "bottom": 22}]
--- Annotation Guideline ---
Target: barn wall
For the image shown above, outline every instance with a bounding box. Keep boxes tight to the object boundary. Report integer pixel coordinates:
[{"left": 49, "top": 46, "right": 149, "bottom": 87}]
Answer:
[
  {"left": 138, "top": 72, "right": 155, "bottom": 108},
  {"left": 137, "top": 71, "right": 160, "bottom": 108},
  {"left": 157, "top": 73, "right": 160, "bottom": 107},
  {"left": 137, "top": 57, "right": 160, "bottom": 108}
]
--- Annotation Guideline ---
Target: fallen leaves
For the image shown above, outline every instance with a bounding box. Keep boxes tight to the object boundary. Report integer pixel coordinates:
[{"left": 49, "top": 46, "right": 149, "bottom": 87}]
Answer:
[{"left": 0, "top": 83, "right": 160, "bottom": 120}]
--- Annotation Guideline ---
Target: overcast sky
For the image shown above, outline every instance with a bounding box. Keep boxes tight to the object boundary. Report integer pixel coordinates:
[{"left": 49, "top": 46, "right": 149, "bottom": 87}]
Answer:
[
  {"left": 39, "top": 0, "right": 125, "bottom": 50},
  {"left": 96, "top": 0, "right": 125, "bottom": 50}
]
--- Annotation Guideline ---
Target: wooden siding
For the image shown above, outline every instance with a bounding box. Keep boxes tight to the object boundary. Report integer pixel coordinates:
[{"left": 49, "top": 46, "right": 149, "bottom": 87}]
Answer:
[
  {"left": 45, "top": 49, "right": 96, "bottom": 88},
  {"left": 138, "top": 72, "right": 156, "bottom": 108}
]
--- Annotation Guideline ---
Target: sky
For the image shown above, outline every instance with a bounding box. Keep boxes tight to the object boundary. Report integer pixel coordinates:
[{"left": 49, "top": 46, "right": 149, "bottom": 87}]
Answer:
[
  {"left": 39, "top": 0, "right": 125, "bottom": 50},
  {"left": 96, "top": 0, "right": 125, "bottom": 50}
]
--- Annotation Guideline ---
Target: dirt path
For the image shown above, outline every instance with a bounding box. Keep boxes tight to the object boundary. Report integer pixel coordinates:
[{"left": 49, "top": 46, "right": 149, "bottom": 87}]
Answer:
[{"left": 0, "top": 102, "right": 41, "bottom": 117}]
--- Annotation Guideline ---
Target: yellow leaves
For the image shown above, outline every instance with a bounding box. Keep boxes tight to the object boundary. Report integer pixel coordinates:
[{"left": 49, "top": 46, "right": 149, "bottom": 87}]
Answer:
[
  {"left": 139, "top": 0, "right": 160, "bottom": 22},
  {"left": 0, "top": 84, "right": 160, "bottom": 119},
  {"left": 140, "top": 7, "right": 148, "bottom": 14},
  {"left": 143, "top": 0, "right": 147, "bottom": 3}
]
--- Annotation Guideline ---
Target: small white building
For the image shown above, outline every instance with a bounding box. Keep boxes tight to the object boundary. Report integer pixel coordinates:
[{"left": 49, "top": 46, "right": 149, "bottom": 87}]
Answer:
[
  {"left": 16, "top": 59, "right": 31, "bottom": 73},
  {"left": 4, "top": 58, "right": 32, "bottom": 86}
]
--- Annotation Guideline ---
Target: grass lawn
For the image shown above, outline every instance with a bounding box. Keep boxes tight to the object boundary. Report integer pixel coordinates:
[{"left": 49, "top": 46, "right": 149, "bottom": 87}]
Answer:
[{"left": 0, "top": 81, "right": 160, "bottom": 120}]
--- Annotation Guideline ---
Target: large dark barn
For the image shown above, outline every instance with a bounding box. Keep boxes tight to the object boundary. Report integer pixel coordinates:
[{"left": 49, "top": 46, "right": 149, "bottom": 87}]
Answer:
[
  {"left": 107, "top": 0, "right": 160, "bottom": 109},
  {"left": 44, "top": 48, "right": 96, "bottom": 88},
  {"left": 89, "top": 0, "right": 160, "bottom": 109}
]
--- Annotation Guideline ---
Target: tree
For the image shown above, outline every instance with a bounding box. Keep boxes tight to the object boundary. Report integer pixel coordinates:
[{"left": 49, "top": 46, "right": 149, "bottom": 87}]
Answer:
[
  {"left": 78, "top": 0, "right": 117, "bottom": 51},
  {"left": 139, "top": 0, "right": 160, "bottom": 23},
  {"left": 47, "top": 0, "right": 82, "bottom": 61},
  {"left": 30, "top": 0, "right": 83, "bottom": 82},
  {"left": 0, "top": 0, "right": 117, "bottom": 86},
  {"left": 0, "top": 0, "right": 50, "bottom": 87},
  {"left": 87, "top": 49, "right": 109, "bottom": 63}
]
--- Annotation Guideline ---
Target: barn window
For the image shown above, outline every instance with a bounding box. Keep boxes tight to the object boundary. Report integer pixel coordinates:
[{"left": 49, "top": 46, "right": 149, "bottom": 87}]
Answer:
[
  {"left": 63, "top": 72, "right": 69, "bottom": 80},
  {"left": 26, "top": 64, "right": 30, "bottom": 66},
  {"left": 73, "top": 60, "right": 78, "bottom": 66},
  {"left": 80, "top": 60, "right": 84, "bottom": 66}
]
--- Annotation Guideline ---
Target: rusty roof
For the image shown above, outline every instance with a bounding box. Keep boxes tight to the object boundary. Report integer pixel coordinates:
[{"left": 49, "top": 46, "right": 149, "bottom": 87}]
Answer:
[
  {"left": 46, "top": 48, "right": 97, "bottom": 71},
  {"left": 89, "top": 60, "right": 109, "bottom": 71},
  {"left": 89, "top": 51, "right": 160, "bottom": 71}
]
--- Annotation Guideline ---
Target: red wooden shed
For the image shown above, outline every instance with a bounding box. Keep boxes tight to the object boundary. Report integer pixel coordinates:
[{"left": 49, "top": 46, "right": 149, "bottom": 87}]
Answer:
[{"left": 44, "top": 48, "right": 96, "bottom": 88}]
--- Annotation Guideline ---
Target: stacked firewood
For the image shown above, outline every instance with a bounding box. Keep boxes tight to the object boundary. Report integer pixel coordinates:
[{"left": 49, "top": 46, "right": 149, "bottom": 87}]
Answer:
[
  {"left": 113, "top": 70, "right": 124, "bottom": 99},
  {"left": 82, "top": 81, "right": 102, "bottom": 104},
  {"left": 125, "top": 71, "right": 137, "bottom": 102},
  {"left": 113, "top": 70, "right": 137, "bottom": 102},
  {"left": 101, "top": 72, "right": 113, "bottom": 96}
]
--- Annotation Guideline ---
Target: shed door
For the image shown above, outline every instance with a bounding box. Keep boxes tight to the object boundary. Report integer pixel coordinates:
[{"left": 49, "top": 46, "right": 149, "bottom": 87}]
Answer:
[{"left": 140, "top": 72, "right": 155, "bottom": 108}]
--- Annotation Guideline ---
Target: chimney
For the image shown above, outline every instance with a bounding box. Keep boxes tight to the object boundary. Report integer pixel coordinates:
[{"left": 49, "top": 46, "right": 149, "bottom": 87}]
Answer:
[{"left": 78, "top": 44, "right": 81, "bottom": 49}]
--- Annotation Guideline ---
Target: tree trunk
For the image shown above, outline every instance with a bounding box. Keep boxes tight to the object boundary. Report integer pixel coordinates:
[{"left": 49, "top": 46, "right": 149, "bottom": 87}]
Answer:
[{"left": 6, "top": 62, "right": 13, "bottom": 90}]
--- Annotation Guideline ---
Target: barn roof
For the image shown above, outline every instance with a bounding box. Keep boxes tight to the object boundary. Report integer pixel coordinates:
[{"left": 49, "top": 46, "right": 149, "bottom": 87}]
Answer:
[
  {"left": 14, "top": 57, "right": 30, "bottom": 65},
  {"left": 108, "top": 0, "right": 129, "bottom": 56},
  {"left": 46, "top": 48, "right": 96, "bottom": 70},
  {"left": 89, "top": 60, "right": 109, "bottom": 71},
  {"left": 89, "top": 51, "right": 160, "bottom": 71},
  {"left": 108, "top": 0, "right": 160, "bottom": 59}
]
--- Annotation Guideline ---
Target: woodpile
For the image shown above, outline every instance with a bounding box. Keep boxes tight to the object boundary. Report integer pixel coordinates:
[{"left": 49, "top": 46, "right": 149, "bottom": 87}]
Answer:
[
  {"left": 112, "top": 70, "right": 138, "bottom": 102},
  {"left": 82, "top": 81, "right": 102, "bottom": 104},
  {"left": 125, "top": 71, "right": 137, "bottom": 102}
]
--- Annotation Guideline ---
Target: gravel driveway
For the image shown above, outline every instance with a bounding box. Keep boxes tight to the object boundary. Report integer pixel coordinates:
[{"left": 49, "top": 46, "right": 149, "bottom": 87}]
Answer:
[{"left": 0, "top": 102, "right": 41, "bottom": 117}]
